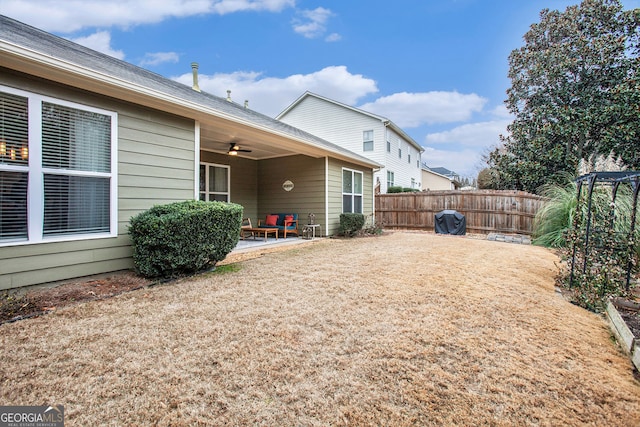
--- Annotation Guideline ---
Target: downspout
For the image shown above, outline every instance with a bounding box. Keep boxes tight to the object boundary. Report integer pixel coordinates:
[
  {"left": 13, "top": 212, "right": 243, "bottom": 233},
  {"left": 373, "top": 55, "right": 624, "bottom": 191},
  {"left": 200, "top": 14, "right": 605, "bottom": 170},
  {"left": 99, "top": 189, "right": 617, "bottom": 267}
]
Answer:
[
  {"left": 194, "top": 121, "right": 200, "bottom": 200},
  {"left": 372, "top": 166, "right": 383, "bottom": 226},
  {"left": 325, "top": 156, "right": 329, "bottom": 236}
]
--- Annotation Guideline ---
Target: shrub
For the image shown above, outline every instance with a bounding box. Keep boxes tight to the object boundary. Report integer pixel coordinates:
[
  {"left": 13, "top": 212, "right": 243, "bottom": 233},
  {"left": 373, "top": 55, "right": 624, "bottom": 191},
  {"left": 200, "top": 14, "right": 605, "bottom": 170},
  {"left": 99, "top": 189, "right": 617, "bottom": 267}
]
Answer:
[
  {"left": 387, "top": 186, "right": 418, "bottom": 193},
  {"left": 532, "top": 181, "right": 578, "bottom": 248},
  {"left": 477, "top": 168, "right": 499, "bottom": 190},
  {"left": 540, "top": 179, "right": 639, "bottom": 311},
  {"left": 361, "top": 213, "right": 384, "bottom": 235},
  {"left": 338, "top": 213, "right": 366, "bottom": 237},
  {"left": 128, "top": 200, "right": 243, "bottom": 278}
]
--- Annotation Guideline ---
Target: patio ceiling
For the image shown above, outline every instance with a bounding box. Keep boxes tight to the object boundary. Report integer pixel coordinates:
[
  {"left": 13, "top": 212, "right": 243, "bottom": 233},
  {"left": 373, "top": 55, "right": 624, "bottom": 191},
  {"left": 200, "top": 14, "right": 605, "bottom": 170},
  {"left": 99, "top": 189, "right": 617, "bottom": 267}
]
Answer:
[{"left": 198, "top": 116, "right": 335, "bottom": 161}]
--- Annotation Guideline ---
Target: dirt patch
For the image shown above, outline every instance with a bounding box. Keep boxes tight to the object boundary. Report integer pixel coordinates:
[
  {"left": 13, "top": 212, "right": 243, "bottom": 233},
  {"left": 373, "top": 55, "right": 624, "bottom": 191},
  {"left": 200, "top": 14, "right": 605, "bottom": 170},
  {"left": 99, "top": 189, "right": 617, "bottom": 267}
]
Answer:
[
  {"left": 619, "top": 310, "right": 640, "bottom": 339},
  {"left": 1, "top": 231, "right": 639, "bottom": 426},
  {"left": 0, "top": 272, "right": 151, "bottom": 323},
  {"left": 0, "top": 240, "right": 317, "bottom": 324}
]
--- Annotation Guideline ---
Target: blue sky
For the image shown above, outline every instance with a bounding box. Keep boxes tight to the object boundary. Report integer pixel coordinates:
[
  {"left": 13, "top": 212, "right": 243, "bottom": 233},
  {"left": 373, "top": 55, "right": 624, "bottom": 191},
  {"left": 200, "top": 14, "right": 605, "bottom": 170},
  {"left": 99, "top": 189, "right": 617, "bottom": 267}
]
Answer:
[{"left": 3, "top": 0, "right": 638, "bottom": 178}]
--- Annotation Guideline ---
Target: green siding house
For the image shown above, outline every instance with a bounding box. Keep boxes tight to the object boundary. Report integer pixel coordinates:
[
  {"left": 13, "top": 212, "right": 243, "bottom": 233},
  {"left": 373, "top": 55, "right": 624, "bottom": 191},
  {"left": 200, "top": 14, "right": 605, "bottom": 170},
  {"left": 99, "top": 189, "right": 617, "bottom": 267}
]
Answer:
[{"left": 0, "top": 15, "right": 380, "bottom": 290}]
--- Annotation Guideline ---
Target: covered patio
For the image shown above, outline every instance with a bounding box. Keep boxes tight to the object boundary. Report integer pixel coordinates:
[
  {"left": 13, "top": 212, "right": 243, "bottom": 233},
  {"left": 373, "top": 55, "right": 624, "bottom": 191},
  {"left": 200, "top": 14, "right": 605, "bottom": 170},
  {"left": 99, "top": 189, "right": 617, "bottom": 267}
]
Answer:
[{"left": 231, "top": 234, "right": 319, "bottom": 253}]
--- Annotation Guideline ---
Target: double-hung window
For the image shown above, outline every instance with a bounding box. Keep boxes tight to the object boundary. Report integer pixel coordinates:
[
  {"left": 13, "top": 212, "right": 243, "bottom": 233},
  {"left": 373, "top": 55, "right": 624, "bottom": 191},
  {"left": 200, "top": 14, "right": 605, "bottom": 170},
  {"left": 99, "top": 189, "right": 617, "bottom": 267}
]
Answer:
[
  {"left": 0, "top": 86, "right": 117, "bottom": 245},
  {"left": 363, "top": 130, "right": 374, "bottom": 152},
  {"left": 200, "top": 163, "right": 229, "bottom": 202},
  {"left": 387, "top": 171, "right": 395, "bottom": 188},
  {"left": 342, "top": 168, "right": 363, "bottom": 214}
]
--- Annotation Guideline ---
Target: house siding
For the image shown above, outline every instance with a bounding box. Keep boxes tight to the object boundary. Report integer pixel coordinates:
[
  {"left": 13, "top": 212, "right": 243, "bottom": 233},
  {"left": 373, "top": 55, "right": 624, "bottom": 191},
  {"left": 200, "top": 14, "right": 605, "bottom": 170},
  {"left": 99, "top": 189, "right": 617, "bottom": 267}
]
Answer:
[
  {"left": 327, "top": 158, "right": 374, "bottom": 235},
  {"left": 279, "top": 94, "right": 421, "bottom": 194},
  {"left": 422, "top": 169, "right": 454, "bottom": 191},
  {"left": 0, "top": 72, "right": 196, "bottom": 290},
  {"left": 279, "top": 96, "right": 387, "bottom": 165},
  {"left": 258, "top": 155, "right": 326, "bottom": 233},
  {"left": 383, "top": 127, "right": 422, "bottom": 193}
]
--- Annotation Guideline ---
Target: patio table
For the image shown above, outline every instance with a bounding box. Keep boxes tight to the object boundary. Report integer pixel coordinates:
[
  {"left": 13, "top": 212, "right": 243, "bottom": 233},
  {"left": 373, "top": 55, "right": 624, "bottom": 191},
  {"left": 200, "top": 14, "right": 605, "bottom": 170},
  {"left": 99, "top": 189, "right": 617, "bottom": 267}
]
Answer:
[{"left": 241, "top": 227, "right": 278, "bottom": 242}]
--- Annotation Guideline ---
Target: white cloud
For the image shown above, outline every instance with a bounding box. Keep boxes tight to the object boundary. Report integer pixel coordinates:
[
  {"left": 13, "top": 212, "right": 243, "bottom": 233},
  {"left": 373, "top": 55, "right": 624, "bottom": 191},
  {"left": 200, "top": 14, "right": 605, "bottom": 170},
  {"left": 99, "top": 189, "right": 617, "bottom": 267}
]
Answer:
[
  {"left": 490, "top": 103, "right": 512, "bottom": 119},
  {"left": 325, "top": 33, "right": 342, "bottom": 42},
  {"left": 358, "top": 91, "right": 487, "bottom": 128},
  {"left": 139, "top": 52, "right": 181, "bottom": 67},
  {"left": 174, "top": 65, "right": 378, "bottom": 116},
  {"left": 2, "top": 0, "right": 295, "bottom": 33},
  {"left": 210, "top": 0, "right": 295, "bottom": 14},
  {"left": 425, "top": 120, "right": 511, "bottom": 148},
  {"left": 70, "top": 31, "right": 125, "bottom": 59},
  {"left": 292, "top": 7, "right": 334, "bottom": 39},
  {"left": 421, "top": 146, "right": 483, "bottom": 178}
]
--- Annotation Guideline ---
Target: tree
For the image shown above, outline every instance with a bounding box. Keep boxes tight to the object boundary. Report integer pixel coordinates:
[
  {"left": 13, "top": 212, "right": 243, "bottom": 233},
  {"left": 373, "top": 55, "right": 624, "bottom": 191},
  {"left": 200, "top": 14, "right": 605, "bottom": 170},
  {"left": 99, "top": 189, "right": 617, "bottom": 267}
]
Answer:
[
  {"left": 476, "top": 168, "right": 499, "bottom": 189},
  {"left": 487, "top": 0, "right": 640, "bottom": 193}
]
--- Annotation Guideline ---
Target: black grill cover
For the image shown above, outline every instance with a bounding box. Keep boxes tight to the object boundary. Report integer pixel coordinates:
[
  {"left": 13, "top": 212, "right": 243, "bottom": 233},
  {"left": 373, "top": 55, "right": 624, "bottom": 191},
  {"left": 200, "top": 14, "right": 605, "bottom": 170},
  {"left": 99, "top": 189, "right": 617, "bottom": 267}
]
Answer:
[{"left": 434, "top": 210, "right": 466, "bottom": 235}]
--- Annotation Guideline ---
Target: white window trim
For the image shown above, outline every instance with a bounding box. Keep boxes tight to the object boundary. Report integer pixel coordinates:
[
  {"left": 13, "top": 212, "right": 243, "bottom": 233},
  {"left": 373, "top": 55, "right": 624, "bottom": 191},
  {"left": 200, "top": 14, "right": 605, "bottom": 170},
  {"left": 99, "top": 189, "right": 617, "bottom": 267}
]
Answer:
[
  {"left": 363, "top": 130, "right": 374, "bottom": 152},
  {"left": 200, "top": 162, "right": 230, "bottom": 202},
  {"left": 0, "top": 85, "right": 118, "bottom": 247},
  {"left": 387, "top": 170, "right": 395, "bottom": 188},
  {"left": 342, "top": 167, "right": 363, "bottom": 214}
]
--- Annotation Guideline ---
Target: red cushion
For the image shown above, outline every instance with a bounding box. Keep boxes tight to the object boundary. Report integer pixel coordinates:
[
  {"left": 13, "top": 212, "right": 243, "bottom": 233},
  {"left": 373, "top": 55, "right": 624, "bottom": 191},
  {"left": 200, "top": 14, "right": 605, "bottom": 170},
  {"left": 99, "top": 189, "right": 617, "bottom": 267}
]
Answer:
[
  {"left": 265, "top": 214, "right": 278, "bottom": 226},
  {"left": 284, "top": 215, "right": 294, "bottom": 224}
]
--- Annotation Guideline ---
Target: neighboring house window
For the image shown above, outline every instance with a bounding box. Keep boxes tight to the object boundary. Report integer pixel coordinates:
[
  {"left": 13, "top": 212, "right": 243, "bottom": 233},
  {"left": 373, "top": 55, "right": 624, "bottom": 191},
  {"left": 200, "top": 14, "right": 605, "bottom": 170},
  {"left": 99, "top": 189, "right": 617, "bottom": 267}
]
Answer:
[
  {"left": 408, "top": 152, "right": 411, "bottom": 164},
  {"left": 200, "top": 163, "right": 229, "bottom": 202},
  {"left": 387, "top": 171, "right": 395, "bottom": 188},
  {"left": 411, "top": 178, "right": 416, "bottom": 188},
  {"left": 386, "top": 139, "right": 391, "bottom": 153},
  {"left": 0, "top": 87, "right": 117, "bottom": 245},
  {"left": 398, "top": 147, "right": 402, "bottom": 159},
  {"left": 363, "top": 130, "right": 374, "bottom": 152},
  {"left": 342, "top": 168, "right": 363, "bottom": 213},
  {"left": 417, "top": 159, "right": 420, "bottom": 169}
]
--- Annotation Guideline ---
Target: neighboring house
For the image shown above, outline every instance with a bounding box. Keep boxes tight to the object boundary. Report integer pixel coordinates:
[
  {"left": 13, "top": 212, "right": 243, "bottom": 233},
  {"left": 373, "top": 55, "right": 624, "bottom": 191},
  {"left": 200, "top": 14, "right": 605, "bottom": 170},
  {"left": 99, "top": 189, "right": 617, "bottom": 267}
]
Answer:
[
  {"left": 421, "top": 167, "right": 455, "bottom": 191},
  {"left": 426, "top": 166, "right": 461, "bottom": 184},
  {"left": 0, "top": 15, "right": 381, "bottom": 290},
  {"left": 276, "top": 92, "right": 424, "bottom": 194}
]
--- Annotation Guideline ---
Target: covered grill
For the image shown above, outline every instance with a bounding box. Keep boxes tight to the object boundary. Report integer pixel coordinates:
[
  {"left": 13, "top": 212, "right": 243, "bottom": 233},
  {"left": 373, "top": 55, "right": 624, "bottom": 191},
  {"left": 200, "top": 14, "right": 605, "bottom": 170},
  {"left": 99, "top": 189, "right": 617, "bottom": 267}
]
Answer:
[{"left": 434, "top": 210, "right": 466, "bottom": 235}]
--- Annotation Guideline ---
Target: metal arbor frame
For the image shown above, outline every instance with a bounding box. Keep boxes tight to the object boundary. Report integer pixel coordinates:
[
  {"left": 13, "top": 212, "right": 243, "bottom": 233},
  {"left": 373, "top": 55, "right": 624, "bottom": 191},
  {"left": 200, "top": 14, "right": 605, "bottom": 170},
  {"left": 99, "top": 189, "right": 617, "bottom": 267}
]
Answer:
[{"left": 569, "top": 171, "right": 640, "bottom": 291}]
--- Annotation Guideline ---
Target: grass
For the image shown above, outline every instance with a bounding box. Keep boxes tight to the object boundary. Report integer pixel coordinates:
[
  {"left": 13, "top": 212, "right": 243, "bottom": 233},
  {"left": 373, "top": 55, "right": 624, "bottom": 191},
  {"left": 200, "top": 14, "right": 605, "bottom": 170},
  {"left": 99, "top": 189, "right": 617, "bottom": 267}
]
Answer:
[{"left": 1, "top": 232, "right": 639, "bottom": 426}]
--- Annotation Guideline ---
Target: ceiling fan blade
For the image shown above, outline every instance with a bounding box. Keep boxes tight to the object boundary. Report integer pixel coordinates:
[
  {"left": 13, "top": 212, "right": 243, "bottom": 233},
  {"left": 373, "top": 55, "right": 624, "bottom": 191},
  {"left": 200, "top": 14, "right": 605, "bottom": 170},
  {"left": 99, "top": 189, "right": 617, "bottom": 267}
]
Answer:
[{"left": 229, "top": 142, "right": 251, "bottom": 153}]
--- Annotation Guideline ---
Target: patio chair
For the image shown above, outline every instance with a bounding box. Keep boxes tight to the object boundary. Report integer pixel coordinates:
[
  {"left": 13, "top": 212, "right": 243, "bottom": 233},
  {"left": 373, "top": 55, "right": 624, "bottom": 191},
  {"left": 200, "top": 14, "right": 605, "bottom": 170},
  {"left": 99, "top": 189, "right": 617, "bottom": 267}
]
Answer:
[{"left": 240, "top": 217, "right": 254, "bottom": 240}]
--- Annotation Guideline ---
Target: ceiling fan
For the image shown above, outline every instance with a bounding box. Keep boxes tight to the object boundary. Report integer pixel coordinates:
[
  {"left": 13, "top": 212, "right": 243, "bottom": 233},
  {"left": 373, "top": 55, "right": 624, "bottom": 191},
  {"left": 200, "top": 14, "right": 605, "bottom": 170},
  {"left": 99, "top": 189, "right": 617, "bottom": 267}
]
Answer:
[{"left": 228, "top": 142, "right": 252, "bottom": 155}]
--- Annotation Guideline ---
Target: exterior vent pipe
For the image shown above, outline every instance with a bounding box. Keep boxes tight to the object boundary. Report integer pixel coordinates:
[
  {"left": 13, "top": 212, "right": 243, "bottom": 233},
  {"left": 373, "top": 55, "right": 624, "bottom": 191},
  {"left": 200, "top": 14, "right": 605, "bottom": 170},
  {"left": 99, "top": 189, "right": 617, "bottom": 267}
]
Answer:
[{"left": 191, "top": 62, "right": 200, "bottom": 92}]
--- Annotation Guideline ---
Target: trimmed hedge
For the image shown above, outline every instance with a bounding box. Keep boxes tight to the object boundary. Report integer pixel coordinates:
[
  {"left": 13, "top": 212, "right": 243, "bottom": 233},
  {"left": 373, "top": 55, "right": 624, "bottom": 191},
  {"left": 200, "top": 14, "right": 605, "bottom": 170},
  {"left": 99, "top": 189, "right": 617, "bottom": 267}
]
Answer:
[
  {"left": 387, "top": 186, "right": 418, "bottom": 193},
  {"left": 128, "top": 200, "right": 243, "bottom": 278},
  {"left": 339, "top": 213, "right": 366, "bottom": 237}
]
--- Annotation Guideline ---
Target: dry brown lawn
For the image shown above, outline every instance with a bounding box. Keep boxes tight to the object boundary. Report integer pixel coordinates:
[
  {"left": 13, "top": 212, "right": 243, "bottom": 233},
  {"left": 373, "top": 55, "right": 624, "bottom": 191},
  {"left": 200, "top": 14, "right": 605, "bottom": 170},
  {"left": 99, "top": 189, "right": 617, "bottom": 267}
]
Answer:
[{"left": 1, "top": 231, "right": 639, "bottom": 426}]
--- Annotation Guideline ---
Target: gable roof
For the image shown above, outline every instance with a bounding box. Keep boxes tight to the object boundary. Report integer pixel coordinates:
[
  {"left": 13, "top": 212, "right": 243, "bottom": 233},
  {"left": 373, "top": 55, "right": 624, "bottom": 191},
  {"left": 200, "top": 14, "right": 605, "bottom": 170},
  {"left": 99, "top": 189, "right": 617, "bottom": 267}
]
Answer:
[
  {"left": 0, "top": 15, "right": 381, "bottom": 169},
  {"left": 427, "top": 166, "right": 458, "bottom": 177},
  {"left": 277, "top": 91, "right": 424, "bottom": 153}
]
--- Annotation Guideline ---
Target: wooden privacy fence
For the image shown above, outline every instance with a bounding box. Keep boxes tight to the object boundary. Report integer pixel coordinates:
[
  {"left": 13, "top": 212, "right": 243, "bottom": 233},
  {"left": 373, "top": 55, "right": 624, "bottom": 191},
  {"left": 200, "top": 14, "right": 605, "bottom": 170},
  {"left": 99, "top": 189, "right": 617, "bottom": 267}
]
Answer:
[{"left": 375, "top": 190, "right": 547, "bottom": 235}]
